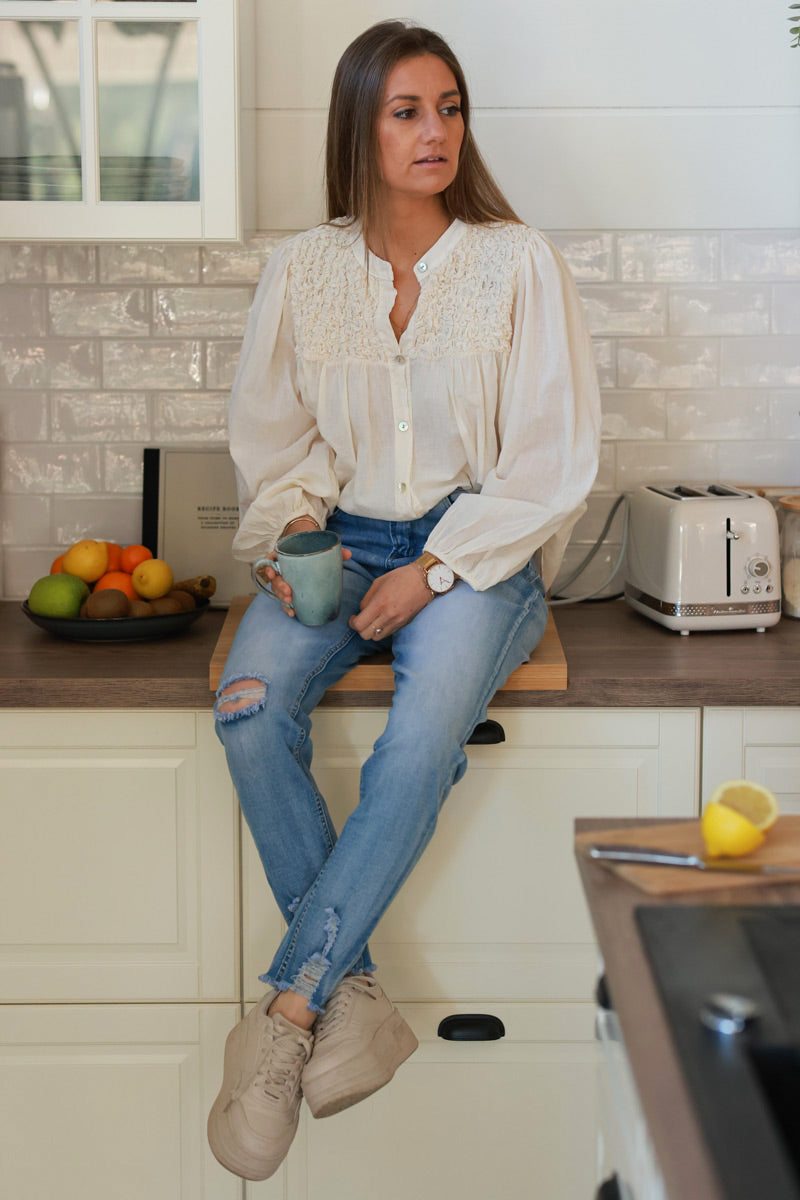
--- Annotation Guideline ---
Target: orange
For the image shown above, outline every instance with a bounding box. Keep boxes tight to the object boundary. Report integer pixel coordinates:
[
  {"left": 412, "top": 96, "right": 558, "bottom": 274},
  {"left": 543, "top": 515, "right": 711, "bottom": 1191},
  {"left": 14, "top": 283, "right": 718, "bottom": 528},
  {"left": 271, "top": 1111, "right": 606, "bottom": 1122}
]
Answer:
[
  {"left": 93, "top": 571, "right": 138, "bottom": 601},
  {"left": 50, "top": 554, "right": 64, "bottom": 575},
  {"left": 104, "top": 542, "right": 123, "bottom": 572},
  {"left": 120, "top": 543, "right": 153, "bottom": 574},
  {"left": 62, "top": 539, "right": 109, "bottom": 583},
  {"left": 131, "top": 557, "right": 174, "bottom": 600}
]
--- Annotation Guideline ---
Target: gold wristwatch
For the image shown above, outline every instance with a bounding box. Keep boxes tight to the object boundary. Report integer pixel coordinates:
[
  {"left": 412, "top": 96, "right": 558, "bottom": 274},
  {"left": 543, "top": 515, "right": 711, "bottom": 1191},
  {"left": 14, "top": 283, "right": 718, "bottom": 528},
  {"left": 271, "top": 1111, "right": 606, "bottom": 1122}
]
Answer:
[{"left": 415, "top": 551, "right": 456, "bottom": 596}]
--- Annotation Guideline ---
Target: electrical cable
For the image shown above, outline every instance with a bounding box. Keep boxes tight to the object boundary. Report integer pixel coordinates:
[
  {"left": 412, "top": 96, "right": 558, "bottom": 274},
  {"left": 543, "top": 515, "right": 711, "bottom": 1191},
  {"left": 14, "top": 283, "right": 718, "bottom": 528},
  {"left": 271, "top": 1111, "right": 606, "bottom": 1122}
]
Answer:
[{"left": 548, "top": 493, "right": 630, "bottom": 607}]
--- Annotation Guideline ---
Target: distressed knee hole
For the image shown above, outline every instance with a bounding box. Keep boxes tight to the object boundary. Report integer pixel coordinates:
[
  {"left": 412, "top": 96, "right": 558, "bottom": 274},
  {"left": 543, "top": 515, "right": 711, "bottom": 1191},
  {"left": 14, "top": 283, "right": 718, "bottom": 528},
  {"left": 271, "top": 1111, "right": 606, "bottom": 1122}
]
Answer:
[{"left": 214, "top": 675, "right": 268, "bottom": 721}]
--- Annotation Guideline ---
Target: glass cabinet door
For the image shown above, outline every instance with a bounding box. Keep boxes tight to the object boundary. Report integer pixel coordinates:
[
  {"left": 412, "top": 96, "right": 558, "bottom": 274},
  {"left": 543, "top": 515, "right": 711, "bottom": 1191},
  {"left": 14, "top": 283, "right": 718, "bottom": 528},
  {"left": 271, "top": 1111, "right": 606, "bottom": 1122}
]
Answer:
[{"left": 0, "top": 1, "right": 239, "bottom": 240}]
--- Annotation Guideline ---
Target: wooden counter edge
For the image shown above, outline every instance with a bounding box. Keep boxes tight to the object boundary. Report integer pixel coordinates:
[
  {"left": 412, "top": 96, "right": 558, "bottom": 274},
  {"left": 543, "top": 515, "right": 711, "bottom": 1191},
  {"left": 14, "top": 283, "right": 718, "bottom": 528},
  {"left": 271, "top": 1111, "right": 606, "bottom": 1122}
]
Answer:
[{"left": 574, "top": 818, "right": 726, "bottom": 1200}]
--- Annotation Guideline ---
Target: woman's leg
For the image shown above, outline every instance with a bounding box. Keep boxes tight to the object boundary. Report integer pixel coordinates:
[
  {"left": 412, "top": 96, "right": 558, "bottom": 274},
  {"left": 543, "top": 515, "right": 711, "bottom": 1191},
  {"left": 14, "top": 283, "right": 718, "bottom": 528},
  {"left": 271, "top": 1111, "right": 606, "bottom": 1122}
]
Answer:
[
  {"left": 261, "top": 558, "right": 548, "bottom": 1014},
  {"left": 213, "top": 567, "right": 380, "bottom": 962}
]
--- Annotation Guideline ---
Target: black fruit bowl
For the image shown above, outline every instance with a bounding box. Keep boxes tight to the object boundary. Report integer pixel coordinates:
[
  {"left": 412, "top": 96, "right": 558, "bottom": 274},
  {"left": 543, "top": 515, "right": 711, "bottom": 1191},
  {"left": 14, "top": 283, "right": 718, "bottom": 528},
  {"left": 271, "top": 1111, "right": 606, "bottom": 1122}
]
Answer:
[{"left": 21, "top": 596, "right": 209, "bottom": 642}]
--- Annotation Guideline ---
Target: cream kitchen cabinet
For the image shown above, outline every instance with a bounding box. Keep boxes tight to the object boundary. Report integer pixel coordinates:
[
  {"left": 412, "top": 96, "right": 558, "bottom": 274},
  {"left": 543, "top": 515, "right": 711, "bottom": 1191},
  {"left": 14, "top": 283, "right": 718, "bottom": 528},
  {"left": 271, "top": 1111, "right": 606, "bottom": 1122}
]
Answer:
[
  {"left": 0, "top": 1003, "right": 239, "bottom": 1200},
  {"left": 244, "top": 706, "right": 700, "bottom": 1200},
  {"left": 0, "top": 710, "right": 239, "bottom": 1003},
  {"left": 702, "top": 707, "right": 800, "bottom": 813},
  {"left": 0, "top": 0, "right": 241, "bottom": 241}
]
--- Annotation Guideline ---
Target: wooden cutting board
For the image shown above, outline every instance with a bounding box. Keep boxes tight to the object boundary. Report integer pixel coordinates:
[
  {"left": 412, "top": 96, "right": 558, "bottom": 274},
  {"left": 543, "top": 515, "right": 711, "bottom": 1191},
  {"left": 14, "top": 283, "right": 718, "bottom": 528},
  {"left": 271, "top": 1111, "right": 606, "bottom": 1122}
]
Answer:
[
  {"left": 575, "top": 816, "right": 800, "bottom": 894},
  {"left": 209, "top": 596, "right": 567, "bottom": 693}
]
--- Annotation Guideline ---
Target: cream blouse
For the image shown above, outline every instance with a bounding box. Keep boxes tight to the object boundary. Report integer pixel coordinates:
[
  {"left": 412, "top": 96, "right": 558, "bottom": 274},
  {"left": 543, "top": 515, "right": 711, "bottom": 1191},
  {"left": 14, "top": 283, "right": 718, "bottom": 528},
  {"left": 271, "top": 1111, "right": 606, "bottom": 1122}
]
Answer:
[{"left": 229, "top": 218, "right": 600, "bottom": 592}]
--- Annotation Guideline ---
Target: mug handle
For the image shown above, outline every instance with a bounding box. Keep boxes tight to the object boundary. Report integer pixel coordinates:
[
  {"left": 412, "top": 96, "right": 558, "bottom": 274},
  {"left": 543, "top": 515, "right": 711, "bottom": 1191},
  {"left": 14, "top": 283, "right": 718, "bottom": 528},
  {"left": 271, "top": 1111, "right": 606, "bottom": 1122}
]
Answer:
[{"left": 251, "top": 555, "right": 286, "bottom": 604}]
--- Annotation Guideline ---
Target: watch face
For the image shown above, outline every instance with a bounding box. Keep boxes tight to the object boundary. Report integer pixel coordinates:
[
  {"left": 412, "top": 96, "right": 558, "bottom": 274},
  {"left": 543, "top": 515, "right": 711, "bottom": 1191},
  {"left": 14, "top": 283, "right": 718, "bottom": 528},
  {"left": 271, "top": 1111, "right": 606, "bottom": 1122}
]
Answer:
[{"left": 427, "top": 563, "right": 455, "bottom": 593}]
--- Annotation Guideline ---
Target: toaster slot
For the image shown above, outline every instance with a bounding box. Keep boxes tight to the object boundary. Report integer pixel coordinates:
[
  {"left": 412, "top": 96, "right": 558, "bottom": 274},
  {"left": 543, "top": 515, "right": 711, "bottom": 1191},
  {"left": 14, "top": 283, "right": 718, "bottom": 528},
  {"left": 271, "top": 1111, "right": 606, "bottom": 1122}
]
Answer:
[
  {"left": 708, "top": 484, "right": 750, "bottom": 498},
  {"left": 726, "top": 516, "right": 735, "bottom": 597}
]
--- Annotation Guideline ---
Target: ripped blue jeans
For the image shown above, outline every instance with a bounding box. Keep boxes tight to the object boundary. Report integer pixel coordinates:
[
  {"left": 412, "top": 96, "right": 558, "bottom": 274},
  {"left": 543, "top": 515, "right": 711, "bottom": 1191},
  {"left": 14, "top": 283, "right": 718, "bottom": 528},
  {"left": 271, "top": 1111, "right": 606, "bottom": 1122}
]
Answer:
[{"left": 214, "top": 500, "right": 548, "bottom": 1013}]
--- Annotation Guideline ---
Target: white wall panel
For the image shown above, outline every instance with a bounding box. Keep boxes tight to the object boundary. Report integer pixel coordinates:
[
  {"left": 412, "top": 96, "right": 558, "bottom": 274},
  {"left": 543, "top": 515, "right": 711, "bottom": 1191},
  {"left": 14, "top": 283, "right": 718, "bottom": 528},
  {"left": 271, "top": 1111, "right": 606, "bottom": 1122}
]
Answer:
[
  {"left": 256, "top": 109, "right": 800, "bottom": 231},
  {"left": 252, "top": 0, "right": 798, "bottom": 109}
]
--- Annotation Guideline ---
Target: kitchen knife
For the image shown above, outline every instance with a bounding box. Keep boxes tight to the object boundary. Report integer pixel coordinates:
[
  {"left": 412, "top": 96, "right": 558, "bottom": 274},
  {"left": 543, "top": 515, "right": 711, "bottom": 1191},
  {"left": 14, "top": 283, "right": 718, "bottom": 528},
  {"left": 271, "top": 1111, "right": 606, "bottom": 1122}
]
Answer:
[{"left": 587, "top": 843, "right": 800, "bottom": 875}]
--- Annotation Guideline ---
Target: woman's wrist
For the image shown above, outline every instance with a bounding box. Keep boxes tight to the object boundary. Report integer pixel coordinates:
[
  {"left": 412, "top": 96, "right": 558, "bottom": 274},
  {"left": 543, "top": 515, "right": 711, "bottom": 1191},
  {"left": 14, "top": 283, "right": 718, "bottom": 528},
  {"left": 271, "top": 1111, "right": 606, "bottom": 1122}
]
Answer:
[{"left": 281, "top": 514, "right": 320, "bottom": 537}]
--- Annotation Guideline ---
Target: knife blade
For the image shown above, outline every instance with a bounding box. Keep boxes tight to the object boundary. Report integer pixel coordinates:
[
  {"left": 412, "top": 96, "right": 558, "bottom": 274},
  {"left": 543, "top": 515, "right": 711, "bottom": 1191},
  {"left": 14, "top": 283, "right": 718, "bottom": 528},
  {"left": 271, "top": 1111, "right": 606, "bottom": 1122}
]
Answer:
[{"left": 587, "top": 843, "right": 800, "bottom": 875}]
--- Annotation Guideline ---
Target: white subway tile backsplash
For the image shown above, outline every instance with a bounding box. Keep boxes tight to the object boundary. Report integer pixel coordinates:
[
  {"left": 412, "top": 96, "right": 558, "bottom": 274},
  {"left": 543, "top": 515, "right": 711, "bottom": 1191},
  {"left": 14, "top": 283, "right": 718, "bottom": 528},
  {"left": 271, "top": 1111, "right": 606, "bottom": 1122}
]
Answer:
[
  {"left": 103, "top": 446, "right": 144, "bottom": 493},
  {"left": 206, "top": 341, "right": 242, "bottom": 390},
  {"left": 0, "top": 495, "right": 50, "bottom": 543},
  {"left": 52, "top": 496, "right": 142, "bottom": 547},
  {"left": 769, "top": 392, "right": 800, "bottom": 439},
  {"left": 99, "top": 245, "right": 200, "bottom": 284},
  {"left": 49, "top": 289, "right": 149, "bottom": 337},
  {"left": 717, "top": 442, "right": 800, "bottom": 488},
  {"left": 0, "top": 392, "right": 48, "bottom": 441},
  {"left": 1, "top": 228, "right": 799, "bottom": 598},
  {"left": 618, "top": 233, "right": 719, "bottom": 282},
  {"left": 721, "top": 337, "right": 800, "bottom": 387},
  {"left": 601, "top": 391, "right": 666, "bottom": 440},
  {"left": 0, "top": 288, "right": 45, "bottom": 336},
  {"left": 153, "top": 287, "right": 253, "bottom": 337},
  {"left": 102, "top": 340, "right": 203, "bottom": 389},
  {"left": 771, "top": 285, "right": 800, "bottom": 335},
  {"left": 52, "top": 394, "right": 150, "bottom": 443},
  {"left": 0, "top": 341, "right": 99, "bottom": 389},
  {"left": 0, "top": 245, "right": 43, "bottom": 283},
  {"left": 202, "top": 234, "right": 287, "bottom": 282},
  {"left": 546, "top": 233, "right": 614, "bottom": 281},
  {"left": 618, "top": 338, "right": 719, "bottom": 388},
  {"left": 2, "top": 445, "right": 102, "bottom": 494},
  {"left": 666, "top": 390, "right": 770, "bottom": 440},
  {"left": 580, "top": 287, "right": 666, "bottom": 336},
  {"left": 722, "top": 232, "right": 800, "bottom": 280},
  {"left": 616, "top": 441, "right": 718, "bottom": 489},
  {"left": 669, "top": 286, "right": 770, "bottom": 335},
  {"left": 43, "top": 246, "right": 97, "bottom": 284},
  {"left": 152, "top": 393, "right": 228, "bottom": 441}
]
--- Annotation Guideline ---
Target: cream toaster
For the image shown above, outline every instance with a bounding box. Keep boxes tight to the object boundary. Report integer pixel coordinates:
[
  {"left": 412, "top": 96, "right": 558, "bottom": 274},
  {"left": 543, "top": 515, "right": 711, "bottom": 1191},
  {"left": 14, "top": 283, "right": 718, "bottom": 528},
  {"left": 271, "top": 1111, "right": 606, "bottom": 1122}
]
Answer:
[{"left": 624, "top": 484, "right": 781, "bottom": 634}]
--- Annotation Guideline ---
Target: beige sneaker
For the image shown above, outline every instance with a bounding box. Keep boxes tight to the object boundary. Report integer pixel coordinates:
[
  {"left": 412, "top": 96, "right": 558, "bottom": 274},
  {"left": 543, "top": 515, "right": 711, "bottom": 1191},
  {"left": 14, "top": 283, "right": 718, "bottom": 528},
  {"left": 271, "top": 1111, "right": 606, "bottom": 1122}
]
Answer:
[
  {"left": 302, "top": 975, "right": 418, "bottom": 1118},
  {"left": 208, "top": 991, "right": 313, "bottom": 1181}
]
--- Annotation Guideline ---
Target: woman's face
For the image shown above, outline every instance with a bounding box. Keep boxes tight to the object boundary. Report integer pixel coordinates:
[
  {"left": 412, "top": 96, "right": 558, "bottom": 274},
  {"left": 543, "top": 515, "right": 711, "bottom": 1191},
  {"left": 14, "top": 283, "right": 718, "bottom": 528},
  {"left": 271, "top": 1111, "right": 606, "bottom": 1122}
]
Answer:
[{"left": 376, "top": 54, "right": 464, "bottom": 205}]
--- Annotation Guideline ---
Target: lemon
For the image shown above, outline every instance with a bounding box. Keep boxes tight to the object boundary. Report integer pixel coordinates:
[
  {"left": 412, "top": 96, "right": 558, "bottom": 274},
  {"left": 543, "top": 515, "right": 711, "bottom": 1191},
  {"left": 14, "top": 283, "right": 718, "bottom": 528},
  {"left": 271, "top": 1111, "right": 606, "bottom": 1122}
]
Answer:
[
  {"left": 708, "top": 779, "right": 779, "bottom": 832},
  {"left": 701, "top": 802, "right": 765, "bottom": 858},
  {"left": 131, "top": 557, "right": 174, "bottom": 600},
  {"left": 62, "top": 538, "right": 109, "bottom": 583},
  {"left": 28, "top": 574, "right": 89, "bottom": 619}
]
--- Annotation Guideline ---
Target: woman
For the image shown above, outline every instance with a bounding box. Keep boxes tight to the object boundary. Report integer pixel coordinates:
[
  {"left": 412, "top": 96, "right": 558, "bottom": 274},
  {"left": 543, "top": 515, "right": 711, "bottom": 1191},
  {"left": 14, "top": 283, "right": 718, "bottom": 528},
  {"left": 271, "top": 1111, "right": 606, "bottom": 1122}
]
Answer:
[{"left": 208, "top": 18, "right": 600, "bottom": 1182}]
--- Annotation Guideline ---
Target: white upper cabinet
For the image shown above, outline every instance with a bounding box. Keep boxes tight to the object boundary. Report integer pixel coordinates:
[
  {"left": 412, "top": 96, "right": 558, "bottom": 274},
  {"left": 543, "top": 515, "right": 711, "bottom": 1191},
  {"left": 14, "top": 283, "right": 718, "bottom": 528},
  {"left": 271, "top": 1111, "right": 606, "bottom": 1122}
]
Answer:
[{"left": 0, "top": 0, "right": 240, "bottom": 240}]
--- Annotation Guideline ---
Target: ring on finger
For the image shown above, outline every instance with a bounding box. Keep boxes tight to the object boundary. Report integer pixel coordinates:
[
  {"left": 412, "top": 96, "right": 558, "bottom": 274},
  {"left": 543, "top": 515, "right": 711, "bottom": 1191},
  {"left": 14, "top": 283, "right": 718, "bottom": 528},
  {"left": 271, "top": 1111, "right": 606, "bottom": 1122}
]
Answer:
[{"left": 374, "top": 626, "right": 384, "bottom": 637}]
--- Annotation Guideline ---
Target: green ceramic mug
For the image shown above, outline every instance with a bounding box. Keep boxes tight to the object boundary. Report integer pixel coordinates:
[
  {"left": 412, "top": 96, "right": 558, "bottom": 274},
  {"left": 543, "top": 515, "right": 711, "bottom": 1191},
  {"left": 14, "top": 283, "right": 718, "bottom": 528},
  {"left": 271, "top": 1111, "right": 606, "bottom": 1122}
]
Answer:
[{"left": 251, "top": 529, "right": 343, "bottom": 626}]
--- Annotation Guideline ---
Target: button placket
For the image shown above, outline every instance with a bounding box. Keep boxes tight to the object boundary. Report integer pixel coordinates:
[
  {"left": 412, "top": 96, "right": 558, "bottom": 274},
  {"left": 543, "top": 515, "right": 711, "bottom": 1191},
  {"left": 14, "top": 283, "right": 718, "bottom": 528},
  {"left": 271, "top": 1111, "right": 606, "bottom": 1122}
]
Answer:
[{"left": 389, "top": 352, "right": 414, "bottom": 510}]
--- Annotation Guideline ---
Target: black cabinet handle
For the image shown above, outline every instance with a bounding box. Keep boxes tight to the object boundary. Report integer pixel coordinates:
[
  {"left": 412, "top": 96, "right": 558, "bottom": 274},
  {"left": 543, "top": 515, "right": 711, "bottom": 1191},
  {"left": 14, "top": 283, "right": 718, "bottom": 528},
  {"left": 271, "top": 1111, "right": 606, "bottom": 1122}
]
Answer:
[
  {"left": 466, "top": 719, "right": 506, "bottom": 745},
  {"left": 596, "top": 1173, "right": 623, "bottom": 1200},
  {"left": 437, "top": 1014, "right": 505, "bottom": 1041}
]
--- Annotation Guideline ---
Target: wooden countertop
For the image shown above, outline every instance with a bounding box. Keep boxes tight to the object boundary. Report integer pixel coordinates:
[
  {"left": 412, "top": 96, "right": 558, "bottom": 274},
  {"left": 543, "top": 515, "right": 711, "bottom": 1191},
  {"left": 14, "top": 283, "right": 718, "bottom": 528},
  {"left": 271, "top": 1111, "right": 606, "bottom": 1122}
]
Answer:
[
  {"left": 575, "top": 818, "right": 800, "bottom": 1200},
  {"left": 2, "top": 597, "right": 800, "bottom": 709}
]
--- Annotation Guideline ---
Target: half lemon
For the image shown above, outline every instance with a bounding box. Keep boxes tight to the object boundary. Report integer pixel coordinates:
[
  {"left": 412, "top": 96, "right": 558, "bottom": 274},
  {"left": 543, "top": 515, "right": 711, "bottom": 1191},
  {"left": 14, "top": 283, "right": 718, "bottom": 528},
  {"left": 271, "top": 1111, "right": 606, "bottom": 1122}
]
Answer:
[
  {"left": 708, "top": 779, "right": 780, "bottom": 832},
  {"left": 701, "top": 803, "right": 765, "bottom": 859}
]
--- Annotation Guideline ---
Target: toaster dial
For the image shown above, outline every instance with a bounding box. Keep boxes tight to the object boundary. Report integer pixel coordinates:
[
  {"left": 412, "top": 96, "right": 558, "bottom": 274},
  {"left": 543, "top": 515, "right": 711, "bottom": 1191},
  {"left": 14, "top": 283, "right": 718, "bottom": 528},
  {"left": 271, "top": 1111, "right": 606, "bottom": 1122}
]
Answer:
[{"left": 746, "top": 557, "right": 771, "bottom": 579}]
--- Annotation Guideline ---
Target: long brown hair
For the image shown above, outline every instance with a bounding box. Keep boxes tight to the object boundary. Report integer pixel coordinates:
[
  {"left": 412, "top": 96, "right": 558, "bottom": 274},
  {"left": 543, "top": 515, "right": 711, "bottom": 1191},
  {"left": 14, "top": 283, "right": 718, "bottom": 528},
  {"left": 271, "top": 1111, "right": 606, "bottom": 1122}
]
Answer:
[{"left": 326, "top": 20, "right": 521, "bottom": 240}]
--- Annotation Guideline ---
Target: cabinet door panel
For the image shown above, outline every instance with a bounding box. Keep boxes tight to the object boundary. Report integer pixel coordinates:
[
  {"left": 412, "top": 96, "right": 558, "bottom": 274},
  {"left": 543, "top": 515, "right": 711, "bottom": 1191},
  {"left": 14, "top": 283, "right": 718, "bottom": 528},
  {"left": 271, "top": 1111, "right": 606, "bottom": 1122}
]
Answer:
[
  {"left": 0, "top": 711, "right": 238, "bottom": 1002},
  {"left": 0, "top": 1004, "right": 239, "bottom": 1200},
  {"left": 702, "top": 707, "right": 800, "bottom": 813}
]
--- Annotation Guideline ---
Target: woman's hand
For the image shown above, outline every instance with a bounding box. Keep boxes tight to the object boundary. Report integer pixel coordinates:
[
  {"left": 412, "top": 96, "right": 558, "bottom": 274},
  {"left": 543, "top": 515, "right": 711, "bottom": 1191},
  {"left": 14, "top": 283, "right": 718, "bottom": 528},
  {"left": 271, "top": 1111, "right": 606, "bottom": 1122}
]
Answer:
[
  {"left": 255, "top": 515, "right": 351, "bottom": 619},
  {"left": 349, "top": 563, "right": 431, "bottom": 641}
]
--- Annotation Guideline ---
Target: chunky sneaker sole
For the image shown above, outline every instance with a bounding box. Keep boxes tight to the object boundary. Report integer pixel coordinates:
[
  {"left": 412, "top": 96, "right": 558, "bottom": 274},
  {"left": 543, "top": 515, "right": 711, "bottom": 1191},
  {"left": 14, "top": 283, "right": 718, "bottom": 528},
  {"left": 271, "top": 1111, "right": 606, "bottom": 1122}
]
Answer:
[
  {"left": 208, "top": 992, "right": 312, "bottom": 1181},
  {"left": 302, "top": 978, "right": 418, "bottom": 1119}
]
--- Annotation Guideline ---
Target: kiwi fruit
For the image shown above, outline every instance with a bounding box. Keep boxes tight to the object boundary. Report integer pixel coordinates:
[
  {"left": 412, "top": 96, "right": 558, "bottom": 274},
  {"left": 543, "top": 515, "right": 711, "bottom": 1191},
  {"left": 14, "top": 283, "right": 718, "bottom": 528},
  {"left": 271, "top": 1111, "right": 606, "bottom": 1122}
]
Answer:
[
  {"left": 85, "top": 589, "right": 131, "bottom": 620},
  {"left": 129, "top": 599, "right": 153, "bottom": 618},
  {"left": 165, "top": 588, "right": 196, "bottom": 611},
  {"left": 149, "top": 596, "right": 183, "bottom": 616}
]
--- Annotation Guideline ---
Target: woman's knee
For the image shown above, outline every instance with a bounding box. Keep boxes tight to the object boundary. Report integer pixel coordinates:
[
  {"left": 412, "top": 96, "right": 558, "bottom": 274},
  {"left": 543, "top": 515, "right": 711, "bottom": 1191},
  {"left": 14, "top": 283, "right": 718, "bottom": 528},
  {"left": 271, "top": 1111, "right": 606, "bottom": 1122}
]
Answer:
[{"left": 214, "top": 675, "right": 268, "bottom": 722}]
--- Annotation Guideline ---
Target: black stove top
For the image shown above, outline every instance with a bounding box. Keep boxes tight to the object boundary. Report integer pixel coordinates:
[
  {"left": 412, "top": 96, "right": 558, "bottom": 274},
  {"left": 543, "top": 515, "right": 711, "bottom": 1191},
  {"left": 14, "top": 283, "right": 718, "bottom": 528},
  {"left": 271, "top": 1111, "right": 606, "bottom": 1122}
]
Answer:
[{"left": 636, "top": 905, "right": 800, "bottom": 1200}]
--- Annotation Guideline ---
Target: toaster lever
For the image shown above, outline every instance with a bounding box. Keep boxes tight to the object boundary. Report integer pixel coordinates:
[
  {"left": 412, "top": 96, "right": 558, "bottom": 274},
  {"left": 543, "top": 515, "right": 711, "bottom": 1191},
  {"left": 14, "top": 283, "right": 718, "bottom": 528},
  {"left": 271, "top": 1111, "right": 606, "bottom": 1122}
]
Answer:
[{"left": 727, "top": 530, "right": 740, "bottom": 540}]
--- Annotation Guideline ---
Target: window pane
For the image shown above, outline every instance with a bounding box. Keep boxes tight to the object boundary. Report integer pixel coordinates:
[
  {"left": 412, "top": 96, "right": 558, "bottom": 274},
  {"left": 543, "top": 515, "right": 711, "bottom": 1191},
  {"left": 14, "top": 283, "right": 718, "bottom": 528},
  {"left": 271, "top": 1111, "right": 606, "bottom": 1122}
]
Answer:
[
  {"left": 96, "top": 20, "right": 198, "bottom": 202},
  {"left": 0, "top": 20, "right": 81, "bottom": 201}
]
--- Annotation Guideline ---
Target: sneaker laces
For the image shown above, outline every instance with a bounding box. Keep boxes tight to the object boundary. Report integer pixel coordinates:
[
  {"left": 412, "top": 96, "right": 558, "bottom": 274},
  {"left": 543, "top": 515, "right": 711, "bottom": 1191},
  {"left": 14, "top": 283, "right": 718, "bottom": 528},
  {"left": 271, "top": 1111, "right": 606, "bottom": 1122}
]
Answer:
[
  {"left": 254, "top": 1023, "right": 310, "bottom": 1102},
  {"left": 314, "top": 977, "right": 374, "bottom": 1046}
]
